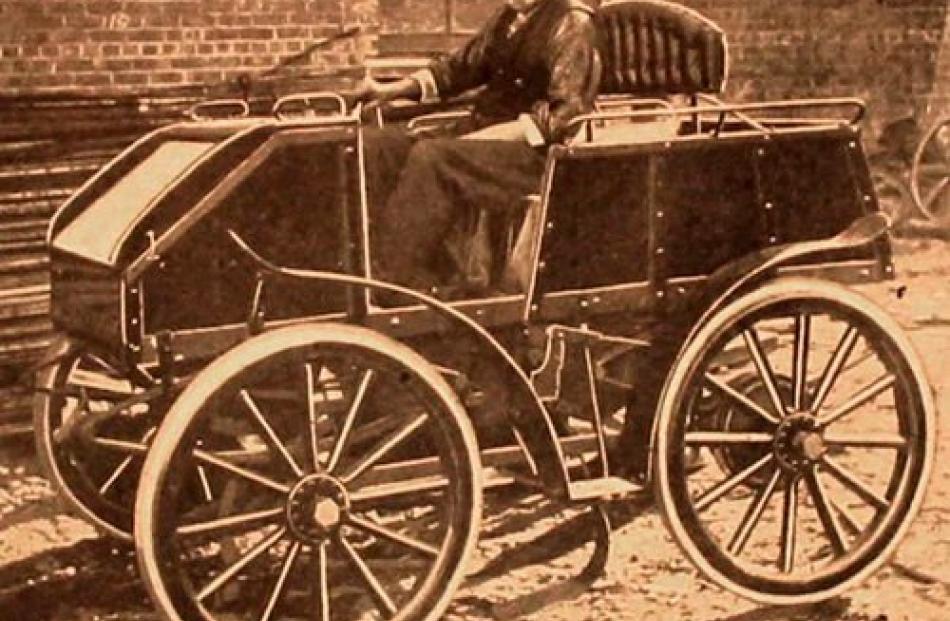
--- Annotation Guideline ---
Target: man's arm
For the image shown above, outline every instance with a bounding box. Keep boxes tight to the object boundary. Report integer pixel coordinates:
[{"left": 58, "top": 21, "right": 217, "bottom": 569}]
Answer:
[
  {"left": 423, "top": 8, "right": 507, "bottom": 101},
  {"left": 526, "top": 10, "right": 602, "bottom": 144},
  {"left": 352, "top": 8, "right": 504, "bottom": 107}
]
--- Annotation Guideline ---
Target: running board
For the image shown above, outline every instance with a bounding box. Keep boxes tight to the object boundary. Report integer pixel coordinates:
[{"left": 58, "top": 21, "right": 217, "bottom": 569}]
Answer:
[{"left": 568, "top": 477, "right": 643, "bottom": 502}]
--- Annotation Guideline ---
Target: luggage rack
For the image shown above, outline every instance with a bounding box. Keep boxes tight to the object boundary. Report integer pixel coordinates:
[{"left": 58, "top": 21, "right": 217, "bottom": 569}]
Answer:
[{"left": 568, "top": 96, "right": 868, "bottom": 144}]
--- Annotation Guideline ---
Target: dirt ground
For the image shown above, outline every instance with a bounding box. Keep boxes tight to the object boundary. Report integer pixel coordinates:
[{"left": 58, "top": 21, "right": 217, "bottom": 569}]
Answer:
[{"left": 0, "top": 239, "right": 947, "bottom": 621}]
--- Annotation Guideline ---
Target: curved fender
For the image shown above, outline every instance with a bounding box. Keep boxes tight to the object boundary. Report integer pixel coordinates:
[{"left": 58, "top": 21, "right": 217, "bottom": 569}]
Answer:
[
  {"left": 648, "top": 212, "right": 891, "bottom": 474},
  {"left": 228, "top": 232, "right": 573, "bottom": 499},
  {"left": 685, "top": 212, "right": 890, "bottom": 347}
]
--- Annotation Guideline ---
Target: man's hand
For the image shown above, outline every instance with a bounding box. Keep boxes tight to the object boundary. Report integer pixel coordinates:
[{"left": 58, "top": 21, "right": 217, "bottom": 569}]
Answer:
[
  {"left": 349, "top": 76, "right": 422, "bottom": 109},
  {"left": 349, "top": 76, "right": 386, "bottom": 106}
]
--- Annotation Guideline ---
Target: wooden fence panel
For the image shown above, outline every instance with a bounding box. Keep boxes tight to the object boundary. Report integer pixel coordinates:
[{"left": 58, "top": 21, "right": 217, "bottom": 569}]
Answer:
[{"left": 0, "top": 94, "right": 199, "bottom": 437}]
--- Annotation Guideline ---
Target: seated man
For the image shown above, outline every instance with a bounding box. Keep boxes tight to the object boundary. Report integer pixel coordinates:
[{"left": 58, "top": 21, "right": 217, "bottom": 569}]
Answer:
[{"left": 356, "top": 0, "right": 602, "bottom": 295}]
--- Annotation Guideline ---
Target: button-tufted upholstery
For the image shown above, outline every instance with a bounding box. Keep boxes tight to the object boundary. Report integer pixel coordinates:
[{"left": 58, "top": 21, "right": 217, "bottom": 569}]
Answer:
[{"left": 595, "top": 0, "right": 727, "bottom": 96}]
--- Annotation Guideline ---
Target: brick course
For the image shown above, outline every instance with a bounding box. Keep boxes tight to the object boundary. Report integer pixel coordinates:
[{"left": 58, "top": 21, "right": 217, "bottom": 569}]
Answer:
[{"left": 0, "top": 0, "right": 377, "bottom": 92}]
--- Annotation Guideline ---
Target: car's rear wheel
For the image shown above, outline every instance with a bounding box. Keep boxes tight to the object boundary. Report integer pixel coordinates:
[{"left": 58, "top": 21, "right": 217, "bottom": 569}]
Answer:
[
  {"left": 34, "top": 337, "right": 158, "bottom": 540},
  {"left": 654, "top": 278, "right": 935, "bottom": 604}
]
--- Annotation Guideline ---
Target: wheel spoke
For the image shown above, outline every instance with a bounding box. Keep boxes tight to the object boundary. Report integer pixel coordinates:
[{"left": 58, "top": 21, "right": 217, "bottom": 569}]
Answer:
[
  {"left": 91, "top": 437, "right": 148, "bottom": 455},
  {"left": 312, "top": 542, "right": 331, "bottom": 621},
  {"left": 197, "top": 465, "right": 214, "bottom": 502},
  {"left": 810, "top": 326, "right": 859, "bottom": 415},
  {"left": 820, "top": 456, "right": 890, "bottom": 511},
  {"left": 306, "top": 363, "right": 324, "bottom": 473},
  {"left": 831, "top": 499, "right": 865, "bottom": 535},
  {"left": 823, "top": 432, "right": 908, "bottom": 450},
  {"left": 728, "top": 466, "right": 782, "bottom": 555},
  {"left": 684, "top": 431, "right": 774, "bottom": 445},
  {"left": 792, "top": 314, "right": 811, "bottom": 411},
  {"left": 67, "top": 368, "right": 136, "bottom": 396},
  {"left": 83, "top": 352, "right": 118, "bottom": 374},
  {"left": 76, "top": 386, "right": 91, "bottom": 416},
  {"left": 241, "top": 389, "right": 304, "bottom": 478},
  {"left": 327, "top": 370, "right": 375, "bottom": 474},
  {"left": 261, "top": 541, "right": 301, "bottom": 621},
  {"left": 99, "top": 454, "right": 135, "bottom": 495},
  {"left": 337, "top": 534, "right": 397, "bottom": 618},
  {"left": 819, "top": 374, "right": 896, "bottom": 427},
  {"left": 779, "top": 475, "right": 800, "bottom": 573},
  {"left": 694, "top": 454, "right": 774, "bottom": 513},
  {"left": 347, "top": 514, "right": 440, "bottom": 558},
  {"left": 923, "top": 176, "right": 949, "bottom": 211},
  {"left": 340, "top": 413, "right": 430, "bottom": 485},
  {"left": 195, "top": 526, "right": 286, "bottom": 601},
  {"left": 804, "top": 468, "right": 848, "bottom": 556},
  {"left": 742, "top": 329, "right": 787, "bottom": 419},
  {"left": 176, "top": 507, "right": 285, "bottom": 536},
  {"left": 704, "top": 374, "right": 781, "bottom": 425},
  {"left": 192, "top": 448, "right": 291, "bottom": 494},
  {"left": 351, "top": 477, "right": 447, "bottom": 507}
]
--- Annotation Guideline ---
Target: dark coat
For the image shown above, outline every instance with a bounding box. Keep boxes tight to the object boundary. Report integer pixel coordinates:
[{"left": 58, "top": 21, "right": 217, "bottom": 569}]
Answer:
[{"left": 428, "top": 0, "right": 603, "bottom": 143}]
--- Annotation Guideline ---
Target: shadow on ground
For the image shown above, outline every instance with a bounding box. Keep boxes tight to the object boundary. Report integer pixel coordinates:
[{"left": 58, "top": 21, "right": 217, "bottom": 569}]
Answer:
[{"left": 0, "top": 538, "right": 154, "bottom": 621}]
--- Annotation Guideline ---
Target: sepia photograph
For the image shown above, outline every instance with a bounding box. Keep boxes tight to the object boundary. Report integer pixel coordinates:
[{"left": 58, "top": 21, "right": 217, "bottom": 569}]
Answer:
[{"left": 0, "top": 1, "right": 947, "bottom": 620}]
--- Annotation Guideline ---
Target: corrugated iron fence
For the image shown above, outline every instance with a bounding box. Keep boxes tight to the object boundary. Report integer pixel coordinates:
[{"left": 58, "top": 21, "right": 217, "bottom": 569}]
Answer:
[{"left": 0, "top": 93, "right": 199, "bottom": 436}]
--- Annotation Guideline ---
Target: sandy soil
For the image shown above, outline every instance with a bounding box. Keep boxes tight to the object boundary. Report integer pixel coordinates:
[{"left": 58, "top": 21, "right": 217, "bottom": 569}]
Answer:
[{"left": 0, "top": 239, "right": 947, "bottom": 621}]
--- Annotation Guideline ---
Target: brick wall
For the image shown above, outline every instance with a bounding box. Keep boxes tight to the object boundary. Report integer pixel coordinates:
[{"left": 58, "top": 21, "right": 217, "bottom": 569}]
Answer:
[
  {"left": 0, "top": 0, "right": 378, "bottom": 94},
  {"left": 927, "top": 5, "right": 950, "bottom": 123},
  {"left": 683, "top": 0, "right": 950, "bottom": 134}
]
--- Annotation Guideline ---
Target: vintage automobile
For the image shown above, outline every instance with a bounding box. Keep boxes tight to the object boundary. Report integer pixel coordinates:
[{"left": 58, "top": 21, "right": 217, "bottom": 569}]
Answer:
[{"left": 34, "top": 2, "right": 935, "bottom": 620}]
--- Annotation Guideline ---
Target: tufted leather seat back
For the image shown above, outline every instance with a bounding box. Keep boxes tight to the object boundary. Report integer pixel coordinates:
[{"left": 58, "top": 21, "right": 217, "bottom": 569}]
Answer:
[{"left": 595, "top": 0, "right": 727, "bottom": 96}]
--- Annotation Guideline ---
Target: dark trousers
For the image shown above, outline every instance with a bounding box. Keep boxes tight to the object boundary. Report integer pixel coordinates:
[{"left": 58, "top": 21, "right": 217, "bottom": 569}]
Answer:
[{"left": 364, "top": 128, "right": 546, "bottom": 290}]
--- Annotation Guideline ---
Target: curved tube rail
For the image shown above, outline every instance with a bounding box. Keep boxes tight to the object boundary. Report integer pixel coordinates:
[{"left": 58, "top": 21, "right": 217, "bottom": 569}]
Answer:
[
  {"left": 185, "top": 99, "right": 250, "bottom": 121},
  {"left": 272, "top": 91, "right": 348, "bottom": 120},
  {"left": 568, "top": 97, "right": 867, "bottom": 139}
]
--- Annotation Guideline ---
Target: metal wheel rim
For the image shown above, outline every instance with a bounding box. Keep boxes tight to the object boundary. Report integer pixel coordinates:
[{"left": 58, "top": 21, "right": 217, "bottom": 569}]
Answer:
[
  {"left": 34, "top": 339, "right": 153, "bottom": 540},
  {"left": 910, "top": 115, "right": 950, "bottom": 222}
]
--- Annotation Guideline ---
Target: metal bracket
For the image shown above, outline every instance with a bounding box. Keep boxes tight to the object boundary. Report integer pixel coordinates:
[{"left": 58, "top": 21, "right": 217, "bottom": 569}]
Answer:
[{"left": 530, "top": 323, "right": 650, "bottom": 404}]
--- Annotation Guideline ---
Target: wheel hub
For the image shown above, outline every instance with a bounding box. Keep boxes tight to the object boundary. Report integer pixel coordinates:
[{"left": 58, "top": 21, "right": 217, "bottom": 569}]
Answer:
[
  {"left": 286, "top": 474, "right": 350, "bottom": 543},
  {"left": 773, "top": 413, "right": 825, "bottom": 471}
]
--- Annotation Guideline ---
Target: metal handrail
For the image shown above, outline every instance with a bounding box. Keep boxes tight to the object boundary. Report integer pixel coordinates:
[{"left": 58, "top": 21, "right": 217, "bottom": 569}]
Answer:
[
  {"left": 594, "top": 96, "right": 675, "bottom": 113},
  {"left": 406, "top": 109, "right": 472, "bottom": 131},
  {"left": 185, "top": 99, "right": 250, "bottom": 121},
  {"left": 272, "top": 91, "right": 348, "bottom": 119},
  {"left": 568, "top": 97, "right": 867, "bottom": 138},
  {"left": 696, "top": 93, "right": 768, "bottom": 135}
]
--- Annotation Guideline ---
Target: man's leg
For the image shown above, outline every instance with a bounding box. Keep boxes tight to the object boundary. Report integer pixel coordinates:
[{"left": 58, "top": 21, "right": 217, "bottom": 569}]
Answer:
[
  {"left": 615, "top": 321, "right": 687, "bottom": 480},
  {"left": 362, "top": 127, "right": 416, "bottom": 214},
  {"left": 374, "top": 137, "right": 545, "bottom": 291}
]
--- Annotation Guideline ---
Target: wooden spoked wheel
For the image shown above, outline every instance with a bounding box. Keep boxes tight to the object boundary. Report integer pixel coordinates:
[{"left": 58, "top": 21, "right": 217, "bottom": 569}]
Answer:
[
  {"left": 870, "top": 168, "right": 916, "bottom": 227},
  {"left": 34, "top": 337, "right": 159, "bottom": 540},
  {"left": 911, "top": 115, "right": 950, "bottom": 223},
  {"left": 654, "top": 278, "right": 935, "bottom": 604},
  {"left": 135, "top": 324, "right": 481, "bottom": 621}
]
